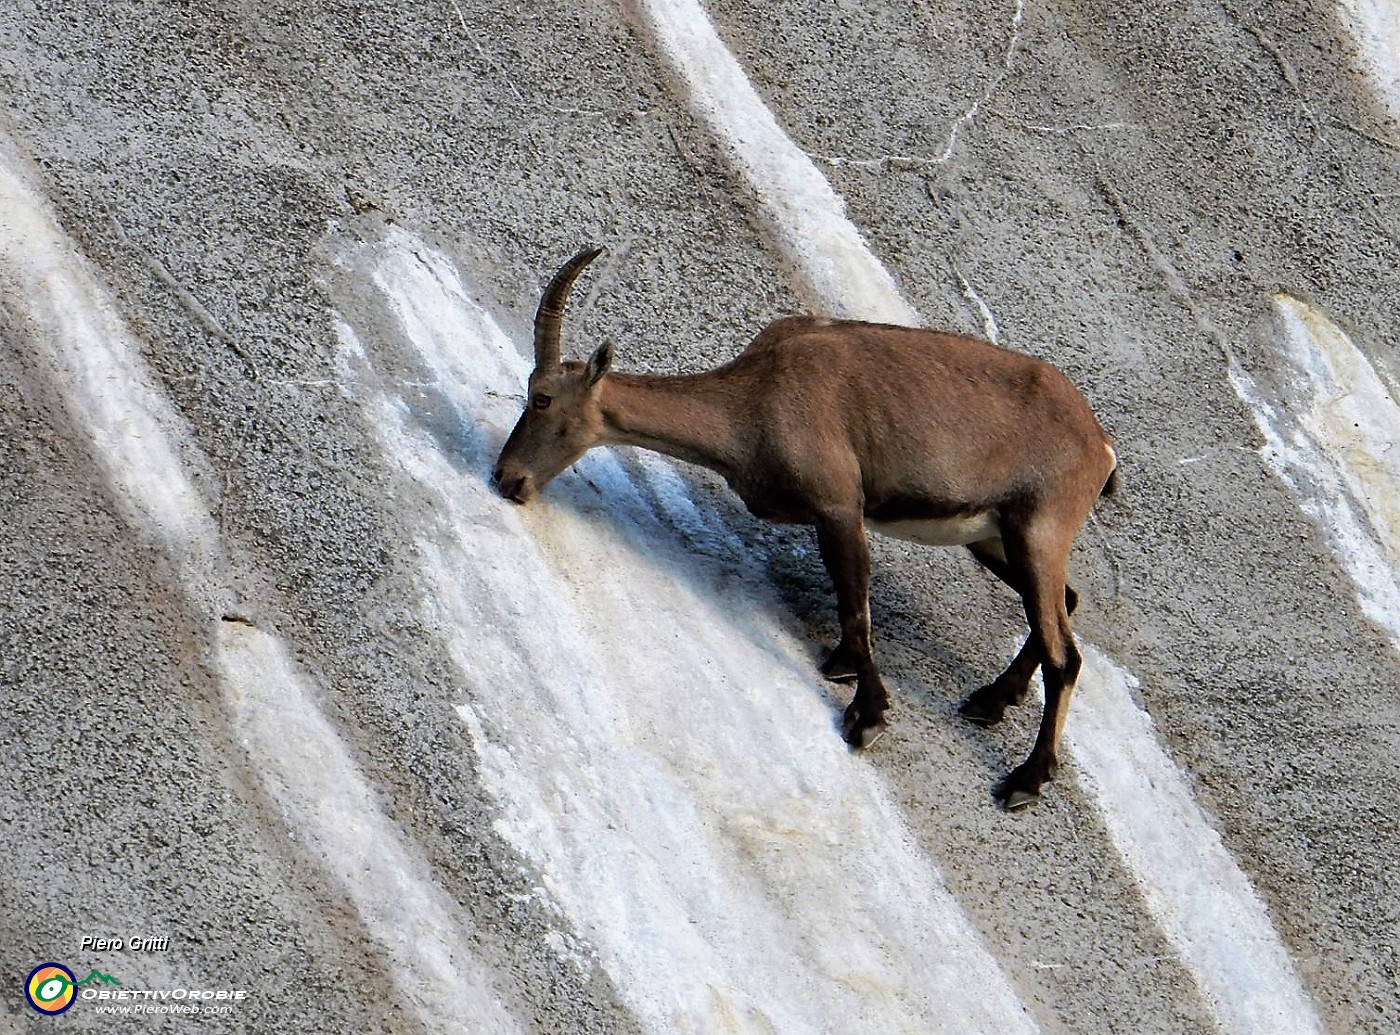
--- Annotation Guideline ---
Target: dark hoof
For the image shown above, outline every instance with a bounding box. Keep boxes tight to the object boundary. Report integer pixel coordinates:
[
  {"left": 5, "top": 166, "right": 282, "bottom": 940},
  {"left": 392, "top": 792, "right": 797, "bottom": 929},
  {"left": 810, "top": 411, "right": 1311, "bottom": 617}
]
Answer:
[
  {"left": 959, "top": 686, "right": 1010, "bottom": 727},
  {"left": 841, "top": 703, "right": 889, "bottom": 750},
  {"left": 994, "top": 760, "right": 1054, "bottom": 810},
  {"left": 1002, "top": 788, "right": 1040, "bottom": 811},
  {"left": 850, "top": 719, "right": 888, "bottom": 749},
  {"left": 820, "top": 647, "right": 860, "bottom": 684}
]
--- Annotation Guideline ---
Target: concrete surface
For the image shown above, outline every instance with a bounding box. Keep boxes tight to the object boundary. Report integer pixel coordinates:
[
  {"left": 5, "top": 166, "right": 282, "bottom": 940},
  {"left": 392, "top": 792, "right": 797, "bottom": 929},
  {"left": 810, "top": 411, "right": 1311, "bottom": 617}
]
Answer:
[{"left": 1, "top": 1, "right": 1397, "bottom": 1032}]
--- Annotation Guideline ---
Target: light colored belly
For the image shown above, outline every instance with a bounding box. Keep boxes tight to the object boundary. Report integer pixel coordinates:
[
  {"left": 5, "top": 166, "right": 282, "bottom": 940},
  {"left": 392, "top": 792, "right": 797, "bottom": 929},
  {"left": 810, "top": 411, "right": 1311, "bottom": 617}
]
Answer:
[{"left": 867, "top": 512, "right": 1000, "bottom": 547}]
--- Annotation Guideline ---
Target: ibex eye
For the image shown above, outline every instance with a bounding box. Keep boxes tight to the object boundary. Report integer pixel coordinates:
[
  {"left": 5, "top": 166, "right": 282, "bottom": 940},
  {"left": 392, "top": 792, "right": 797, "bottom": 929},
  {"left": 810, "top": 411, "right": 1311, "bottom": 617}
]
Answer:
[{"left": 531, "top": 393, "right": 552, "bottom": 411}]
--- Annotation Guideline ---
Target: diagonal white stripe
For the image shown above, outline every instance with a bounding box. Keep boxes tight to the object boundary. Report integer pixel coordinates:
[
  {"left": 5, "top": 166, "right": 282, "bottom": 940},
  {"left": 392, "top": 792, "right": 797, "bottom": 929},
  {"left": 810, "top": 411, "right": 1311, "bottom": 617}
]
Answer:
[
  {"left": 623, "top": 0, "right": 917, "bottom": 324},
  {"left": 0, "top": 142, "right": 519, "bottom": 1035},
  {"left": 1070, "top": 651, "right": 1326, "bottom": 1033},
  {"left": 1337, "top": 0, "right": 1400, "bottom": 121},
  {"left": 1230, "top": 294, "right": 1400, "bottom": 656},
  {"left": 626, "top": 3, "right": 1326, "bottom": 1032}
]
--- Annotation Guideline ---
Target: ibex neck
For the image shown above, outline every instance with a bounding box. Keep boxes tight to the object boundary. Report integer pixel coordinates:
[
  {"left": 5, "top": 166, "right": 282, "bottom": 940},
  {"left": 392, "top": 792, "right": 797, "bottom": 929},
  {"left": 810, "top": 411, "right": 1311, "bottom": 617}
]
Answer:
[{"left": 598, "top": 372, "right": 746, "bottom": 478}]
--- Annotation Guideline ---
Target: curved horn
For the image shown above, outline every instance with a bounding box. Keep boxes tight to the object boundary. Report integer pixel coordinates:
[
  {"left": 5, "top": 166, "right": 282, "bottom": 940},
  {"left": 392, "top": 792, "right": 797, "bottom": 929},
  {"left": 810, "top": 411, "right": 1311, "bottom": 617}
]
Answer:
[{"left": 533, "top": 245, "right": 604, "bottom": 371}]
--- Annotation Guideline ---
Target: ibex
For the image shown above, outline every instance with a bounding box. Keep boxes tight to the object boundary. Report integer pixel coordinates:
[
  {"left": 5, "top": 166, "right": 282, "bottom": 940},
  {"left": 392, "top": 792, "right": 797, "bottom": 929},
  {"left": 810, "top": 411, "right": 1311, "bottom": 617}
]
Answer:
[{"left": 494, "top": 247, "right": 1118, "bottom": 809}]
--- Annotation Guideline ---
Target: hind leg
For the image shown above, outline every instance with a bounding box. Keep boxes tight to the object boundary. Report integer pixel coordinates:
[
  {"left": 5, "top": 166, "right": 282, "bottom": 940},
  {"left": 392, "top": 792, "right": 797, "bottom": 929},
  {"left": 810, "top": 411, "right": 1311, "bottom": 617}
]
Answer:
[
  {"left": 991, "top": 524, "right": 1083, "bottom": 810},
  {"left": 820, "top": 641, "right": 862, "bottom": 683},
  {"left": 959, "top": 538, "right": 1079, "bottom": 726},
  {"left": 960, "top": 633, "right": 1039, "bottom": 726}
]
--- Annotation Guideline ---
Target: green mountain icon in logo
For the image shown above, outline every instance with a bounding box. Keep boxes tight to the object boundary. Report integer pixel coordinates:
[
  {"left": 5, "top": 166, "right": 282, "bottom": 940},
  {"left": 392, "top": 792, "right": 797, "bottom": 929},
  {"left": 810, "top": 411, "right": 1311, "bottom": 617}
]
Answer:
[{"left": 74, "top": 970, "right": 120, "bottom": 987}]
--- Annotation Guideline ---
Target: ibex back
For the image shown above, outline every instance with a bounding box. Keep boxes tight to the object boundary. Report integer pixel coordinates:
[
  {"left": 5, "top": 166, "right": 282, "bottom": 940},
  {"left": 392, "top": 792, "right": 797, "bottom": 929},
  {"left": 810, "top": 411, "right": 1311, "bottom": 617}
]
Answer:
[{"left": 494, "top": 246, "right": 1118, "bottom": 809}]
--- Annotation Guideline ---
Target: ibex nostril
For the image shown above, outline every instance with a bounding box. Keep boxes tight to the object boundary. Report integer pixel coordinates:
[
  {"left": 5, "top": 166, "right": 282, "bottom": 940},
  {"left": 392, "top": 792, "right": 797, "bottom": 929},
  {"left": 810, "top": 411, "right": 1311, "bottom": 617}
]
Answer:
[{"left": 497, "top": 474, "right": 528, "bottom": 502}]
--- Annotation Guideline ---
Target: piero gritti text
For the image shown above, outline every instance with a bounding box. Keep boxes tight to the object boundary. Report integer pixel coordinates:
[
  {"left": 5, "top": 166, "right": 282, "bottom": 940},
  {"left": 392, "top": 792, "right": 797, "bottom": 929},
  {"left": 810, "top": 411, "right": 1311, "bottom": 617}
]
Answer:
[{"left": 81, "top": 936, "right": 171, "bottom": 952}]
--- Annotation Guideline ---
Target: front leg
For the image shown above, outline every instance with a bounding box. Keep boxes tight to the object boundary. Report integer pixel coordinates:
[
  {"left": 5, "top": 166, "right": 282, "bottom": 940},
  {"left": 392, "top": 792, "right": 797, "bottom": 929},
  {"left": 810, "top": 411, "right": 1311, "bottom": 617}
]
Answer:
[{"left": 815, "top": 510, "right": 889, "bottom": 748}]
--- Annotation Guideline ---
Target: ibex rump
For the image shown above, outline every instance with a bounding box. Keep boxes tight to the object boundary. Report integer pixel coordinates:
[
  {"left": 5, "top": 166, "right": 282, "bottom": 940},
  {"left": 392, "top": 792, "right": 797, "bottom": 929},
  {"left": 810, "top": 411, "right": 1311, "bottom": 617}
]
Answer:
[{"left": 494, "top": 247, "right": 1118, "bottom": 809}]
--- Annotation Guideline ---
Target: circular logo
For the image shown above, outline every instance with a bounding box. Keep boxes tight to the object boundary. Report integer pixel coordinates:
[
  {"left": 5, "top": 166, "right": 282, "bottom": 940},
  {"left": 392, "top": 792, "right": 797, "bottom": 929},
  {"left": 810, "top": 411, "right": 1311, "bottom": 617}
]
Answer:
[{"left": 26, "top": 963, "right": 77, "bottom": 1015}]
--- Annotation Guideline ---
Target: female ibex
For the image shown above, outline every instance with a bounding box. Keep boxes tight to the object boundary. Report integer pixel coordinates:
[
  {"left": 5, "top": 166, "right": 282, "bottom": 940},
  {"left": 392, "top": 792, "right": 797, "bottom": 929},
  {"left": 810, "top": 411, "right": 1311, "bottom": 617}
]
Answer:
[{"left": 494, "top": 247, "right": 1118, "bottom": 809}]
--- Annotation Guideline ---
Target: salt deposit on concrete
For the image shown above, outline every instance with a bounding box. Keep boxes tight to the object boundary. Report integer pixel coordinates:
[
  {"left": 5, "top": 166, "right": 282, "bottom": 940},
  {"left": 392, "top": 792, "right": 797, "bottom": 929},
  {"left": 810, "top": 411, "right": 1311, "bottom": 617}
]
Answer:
[
  {"left": 629, "top": 0, "right": 918, "bottom": 324},
  {"left": 1070, "top": 650, "right": 1325, "bottom": 1035},
  {"left": 0, "top": 142, "right": 518, "bottom": 1035},
  {"left": 1337, "top": 0, "right": 1400, "bottom": 120},
  {"left": 1231, "top": 294, "right": 1400, "bottom": 654}
]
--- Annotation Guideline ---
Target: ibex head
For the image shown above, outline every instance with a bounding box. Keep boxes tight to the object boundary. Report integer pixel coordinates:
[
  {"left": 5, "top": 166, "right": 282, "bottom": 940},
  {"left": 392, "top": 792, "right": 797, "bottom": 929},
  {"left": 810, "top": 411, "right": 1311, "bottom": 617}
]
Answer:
[{"left": 493, "top": 246, "right": 613, "bottom": 503}]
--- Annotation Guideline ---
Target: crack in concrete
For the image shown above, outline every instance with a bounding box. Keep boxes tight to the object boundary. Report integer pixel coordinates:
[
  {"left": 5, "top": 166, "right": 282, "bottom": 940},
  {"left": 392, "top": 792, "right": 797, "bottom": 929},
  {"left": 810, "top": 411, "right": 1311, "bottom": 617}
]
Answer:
[
  {"left": 933, "top": 0, "right": 1025, "bottom": 162},
  {"left": 113, "top": 216, "right": 259, "bottom": 380},
  {"left": 954, "top": 264, "right": 1001, "bottom": 343},
  {"left": 1238, "top": 19, "right": 1323, "bottom": 139},
  {"left": 815, "top": 0, "right": 1025, "bottom": 172},
  {"left": 1243, "top": 24, "right": 1302, "bottom": 92},
  {"left": 1095, "top": 173, "right": 1240, "bottom": 368},
  {"left": 1337, "top": 118, "right": 1400, "bottom": 153},
  {"left": 990, "top": 110, "right": 1133, "bottom": 136}
]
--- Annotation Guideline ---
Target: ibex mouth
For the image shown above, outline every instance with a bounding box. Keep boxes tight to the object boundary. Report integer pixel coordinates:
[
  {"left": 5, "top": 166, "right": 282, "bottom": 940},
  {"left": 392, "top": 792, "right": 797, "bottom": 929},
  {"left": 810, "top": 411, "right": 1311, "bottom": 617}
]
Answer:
[{"left": 493, "top": 467, "right": 532, "bottom": 504}]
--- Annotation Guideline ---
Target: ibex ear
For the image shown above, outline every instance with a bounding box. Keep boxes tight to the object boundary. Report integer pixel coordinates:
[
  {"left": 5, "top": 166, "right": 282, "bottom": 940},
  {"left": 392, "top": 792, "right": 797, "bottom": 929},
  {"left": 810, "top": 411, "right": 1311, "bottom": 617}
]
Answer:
[{"left": 586, "top": 340, "right": 614, "bottom": 386}]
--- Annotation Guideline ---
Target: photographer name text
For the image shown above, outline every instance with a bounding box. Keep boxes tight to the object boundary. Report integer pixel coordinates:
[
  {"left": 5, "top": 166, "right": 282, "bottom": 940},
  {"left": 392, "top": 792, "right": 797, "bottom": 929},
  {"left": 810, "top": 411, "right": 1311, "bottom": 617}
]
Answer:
[{"left": 80, "top": 936, "right": 171, "bottom": 952}]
